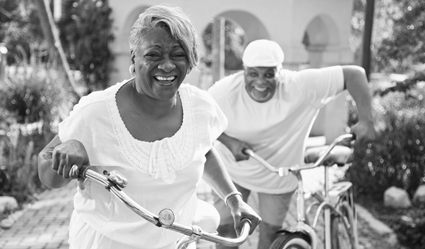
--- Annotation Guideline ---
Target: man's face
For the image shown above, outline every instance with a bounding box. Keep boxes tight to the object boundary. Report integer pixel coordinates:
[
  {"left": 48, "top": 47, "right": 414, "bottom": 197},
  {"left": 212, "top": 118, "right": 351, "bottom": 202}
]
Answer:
[{"left": 244, "top": 66, "right": 278, "bottom": 103}]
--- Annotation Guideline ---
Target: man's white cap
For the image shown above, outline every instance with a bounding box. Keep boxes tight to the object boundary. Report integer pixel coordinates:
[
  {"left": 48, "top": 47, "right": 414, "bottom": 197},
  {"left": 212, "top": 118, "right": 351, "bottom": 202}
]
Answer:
[{"left": 242, "top": 39, "right": 284, "bottom": 67}]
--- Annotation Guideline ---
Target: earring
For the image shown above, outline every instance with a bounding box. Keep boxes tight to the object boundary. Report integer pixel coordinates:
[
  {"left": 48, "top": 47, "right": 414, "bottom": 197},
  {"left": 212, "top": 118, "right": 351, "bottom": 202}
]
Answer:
[{"left": 129, "top": 64, "right": 135, "bottom": 74}]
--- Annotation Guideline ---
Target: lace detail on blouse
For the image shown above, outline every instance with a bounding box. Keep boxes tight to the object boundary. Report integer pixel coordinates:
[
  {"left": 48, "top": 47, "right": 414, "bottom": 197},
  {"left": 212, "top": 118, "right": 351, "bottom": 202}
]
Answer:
[{"left": 107, "top": 84, "right": 195, "bottom": 184}]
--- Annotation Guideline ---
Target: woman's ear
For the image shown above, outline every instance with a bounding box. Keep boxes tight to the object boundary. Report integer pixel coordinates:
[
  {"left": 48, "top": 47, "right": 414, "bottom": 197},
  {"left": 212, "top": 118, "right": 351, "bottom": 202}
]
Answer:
[
  {"left": 129, "top": 64, "right": 135, "bottom": 75},
  {"left": 130, "top": 50, "right": 135, "bottom": 64}
]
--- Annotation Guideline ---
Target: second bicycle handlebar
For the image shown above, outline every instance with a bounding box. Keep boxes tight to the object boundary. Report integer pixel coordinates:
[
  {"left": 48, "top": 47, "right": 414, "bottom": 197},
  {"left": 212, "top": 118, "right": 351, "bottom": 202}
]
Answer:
[
  {"left": 79, "top": 167, "right": 252, "bottom": 247},
  {"left": 243, "top": 133, "right": 355, "bottom": 175}
]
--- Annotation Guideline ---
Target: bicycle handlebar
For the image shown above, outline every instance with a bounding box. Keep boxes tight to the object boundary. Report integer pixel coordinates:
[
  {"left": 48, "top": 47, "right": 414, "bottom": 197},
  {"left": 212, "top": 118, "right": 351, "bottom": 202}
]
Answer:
[
  {"left": 244, "top": 133, "right": 355, "bottom": 175},
  {"left": 79, "top": 168, "right": 252, "bottom": 247}
]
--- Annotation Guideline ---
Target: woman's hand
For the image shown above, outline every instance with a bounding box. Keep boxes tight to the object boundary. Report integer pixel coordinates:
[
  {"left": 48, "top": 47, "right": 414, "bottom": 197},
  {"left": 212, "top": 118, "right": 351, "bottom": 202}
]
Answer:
[
  {"left": 51, "top": 139, "right": 89, "bottom": 189},
  {"left": 226, "top": 194, "right": 261, "bottom": 235}
]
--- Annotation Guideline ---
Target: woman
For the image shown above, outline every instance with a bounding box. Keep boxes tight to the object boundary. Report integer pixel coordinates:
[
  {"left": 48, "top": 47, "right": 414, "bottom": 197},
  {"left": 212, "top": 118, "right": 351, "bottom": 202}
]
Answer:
[{"left": 38, "top": 5, "right": 260, "bottom": 249}]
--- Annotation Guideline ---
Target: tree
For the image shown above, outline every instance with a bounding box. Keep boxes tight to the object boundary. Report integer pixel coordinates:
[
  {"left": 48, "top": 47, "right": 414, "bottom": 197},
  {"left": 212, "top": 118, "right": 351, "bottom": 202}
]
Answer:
[
  {"left": 1, "top": 0, "right": 114, "bottom": 94},
  {"left": 361, "top": 0, "right": 375, "bottom": 80},
  {"left": 0, "top": 0, "right": 45, "bottom": 65},
  {"left": 351, "top": 0, "right": 423, "bottom": 74},
  {"left": 376, "top": 1, "right": 425, "bottom": 73},
  {"left": 57, "top": 0, "right": 114, "bottom": 93},
  {"left": 34, "top": 0, "right": 80, "bottom": 96}
]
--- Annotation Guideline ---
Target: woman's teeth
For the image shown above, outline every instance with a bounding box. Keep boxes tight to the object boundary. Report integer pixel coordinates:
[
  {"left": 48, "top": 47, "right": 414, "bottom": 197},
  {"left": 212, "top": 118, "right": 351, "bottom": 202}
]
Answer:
[{"left": 155, "top": 76, "right": 176, "bottom": 81}]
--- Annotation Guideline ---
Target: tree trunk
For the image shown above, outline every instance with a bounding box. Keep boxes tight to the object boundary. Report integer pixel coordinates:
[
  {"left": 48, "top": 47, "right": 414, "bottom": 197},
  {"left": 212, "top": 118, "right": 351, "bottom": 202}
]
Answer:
[
  {"left": 212, "top": 17, "right": 225, "bottom": 84},
  {"left": 33, "top": 0, "right": 81, "bottom": 96},
  {"left": 362, "top": 0, "right": 375, "bottom": 81}
]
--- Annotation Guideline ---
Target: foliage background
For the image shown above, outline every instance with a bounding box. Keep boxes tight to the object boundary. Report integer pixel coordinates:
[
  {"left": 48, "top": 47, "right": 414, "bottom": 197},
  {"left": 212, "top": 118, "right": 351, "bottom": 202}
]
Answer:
[{"left": 0, "top": 0, "right": 114, "bottom": 207}]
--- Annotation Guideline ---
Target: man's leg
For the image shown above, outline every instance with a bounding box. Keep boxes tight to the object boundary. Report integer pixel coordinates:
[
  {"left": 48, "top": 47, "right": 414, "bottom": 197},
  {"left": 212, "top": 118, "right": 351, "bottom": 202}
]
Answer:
[
  {"left": 213, "top": 183, "right": 251, "bottom": 249},
  {"left": 216, "top": 223, "right": 238, "bottom": 249},
  {"left": 257, "top": 190, "right": 295, "bottom": 249},
  {"left": 258, "top": 222, "right": 282, "bottom": 249}
]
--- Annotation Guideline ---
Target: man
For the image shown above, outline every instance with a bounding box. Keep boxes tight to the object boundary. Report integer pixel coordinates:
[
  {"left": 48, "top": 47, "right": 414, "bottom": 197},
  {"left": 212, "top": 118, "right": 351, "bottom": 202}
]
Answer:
[{"left": 208, "top": 39, "right": 376, "bottom": 249}]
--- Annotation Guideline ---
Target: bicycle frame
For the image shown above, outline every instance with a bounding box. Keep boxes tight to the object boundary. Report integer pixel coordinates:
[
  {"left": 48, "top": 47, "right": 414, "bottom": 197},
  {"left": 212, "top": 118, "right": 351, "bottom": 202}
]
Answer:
[
  {"left": 245, "top": 133, "right": 357, "bottom": 249},
  {"left": 80, "top": 168, "right": 252, "bottom": 249}
]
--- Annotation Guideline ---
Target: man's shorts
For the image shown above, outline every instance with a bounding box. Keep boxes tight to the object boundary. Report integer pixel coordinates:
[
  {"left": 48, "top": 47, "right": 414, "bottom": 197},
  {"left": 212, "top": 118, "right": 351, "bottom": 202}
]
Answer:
[{"left": 212, "top": 182, "right": 295, "bottom": 227}]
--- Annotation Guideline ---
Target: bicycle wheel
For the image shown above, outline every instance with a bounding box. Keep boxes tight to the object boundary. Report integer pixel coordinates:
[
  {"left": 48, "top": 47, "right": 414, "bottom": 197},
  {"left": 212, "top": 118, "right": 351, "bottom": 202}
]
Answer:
[
  {"left": 330, "top": 202, "right": 356, "bottom": 249},
  {"left": 270, "top": 233, "right": 311, "bottom": 249}
]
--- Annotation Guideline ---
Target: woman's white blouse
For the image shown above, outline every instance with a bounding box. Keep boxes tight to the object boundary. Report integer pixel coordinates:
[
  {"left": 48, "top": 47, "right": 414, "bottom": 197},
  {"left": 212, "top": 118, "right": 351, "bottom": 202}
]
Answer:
[{"left": 58, "top": 80, "right": 227, "bottom": 248}]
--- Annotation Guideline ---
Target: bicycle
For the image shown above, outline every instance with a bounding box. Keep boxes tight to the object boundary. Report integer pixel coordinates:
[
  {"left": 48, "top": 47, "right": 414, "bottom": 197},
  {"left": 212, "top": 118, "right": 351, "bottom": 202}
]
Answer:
[
  {"left": 244, "top": 133, "right": 358, "bottom": 249},
  {"left": 78, "top": 166, "right": 252, "bottom": 249}
]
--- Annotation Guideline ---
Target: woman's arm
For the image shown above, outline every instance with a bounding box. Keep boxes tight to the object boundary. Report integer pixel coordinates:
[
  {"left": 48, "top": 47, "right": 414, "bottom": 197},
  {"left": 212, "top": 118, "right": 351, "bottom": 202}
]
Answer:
[
  {"left": 203, "top": 147, "right": 261, "bottom": 234},
  {"left": 38, "top": 135, "right": 89, "bottom": 189}
]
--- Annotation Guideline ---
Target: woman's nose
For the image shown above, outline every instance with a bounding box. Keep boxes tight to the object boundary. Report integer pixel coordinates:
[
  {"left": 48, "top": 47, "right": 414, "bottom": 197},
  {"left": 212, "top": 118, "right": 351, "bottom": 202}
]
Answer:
[{"left": 158, "top": 57, "right": 176, "bottom": 72}]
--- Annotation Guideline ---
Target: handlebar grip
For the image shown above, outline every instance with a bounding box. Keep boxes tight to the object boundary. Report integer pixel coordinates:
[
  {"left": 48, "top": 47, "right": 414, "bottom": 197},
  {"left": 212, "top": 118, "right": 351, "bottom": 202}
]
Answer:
[
  {"left": 241, "top": 217, "right": 252, "bottom": 227},
  {"left": 239, "top": 218, "right": 252, "bottom": 236},
  {"left": 79, "top": 165, "right": 90, "bottom": 179},
  {"left": 242, "top": 148, "right": 254, "bottom": 156}
]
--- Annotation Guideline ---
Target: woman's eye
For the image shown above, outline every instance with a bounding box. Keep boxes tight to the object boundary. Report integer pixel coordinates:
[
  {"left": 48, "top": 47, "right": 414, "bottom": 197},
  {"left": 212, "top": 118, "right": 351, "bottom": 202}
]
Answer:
[
  {"left": 173, "top": 53, "right": 186, "bottom": 60},
  {"left": 145, "top": 53, "right": 160, "bottom": 59}
]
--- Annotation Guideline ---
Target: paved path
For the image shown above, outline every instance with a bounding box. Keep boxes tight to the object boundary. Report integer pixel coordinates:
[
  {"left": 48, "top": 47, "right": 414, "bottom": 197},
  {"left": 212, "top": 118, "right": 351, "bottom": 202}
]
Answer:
[
  {"left": 0, "top": 167, "right": 391, "bottom": 249},
  {"left": 0, "top": 183, "right": 74, "bottom": 249}
]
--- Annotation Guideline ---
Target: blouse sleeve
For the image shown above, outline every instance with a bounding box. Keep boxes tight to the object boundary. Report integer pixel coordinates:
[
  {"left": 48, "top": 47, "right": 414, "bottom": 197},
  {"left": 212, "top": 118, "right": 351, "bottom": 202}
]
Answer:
[
  {"left": 208, "top": 92, "right": 228, "bottom": 141},
  {"left": 188, "top": 85, "right": 228, "bottom": 143},
  {"left": 58, "top": 95, "right": 95, "bottom": 143}
]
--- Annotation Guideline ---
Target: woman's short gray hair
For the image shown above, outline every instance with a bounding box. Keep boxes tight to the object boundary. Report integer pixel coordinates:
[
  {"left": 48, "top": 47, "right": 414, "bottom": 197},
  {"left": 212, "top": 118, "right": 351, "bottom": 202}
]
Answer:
[{"left": 128, "top": 5, "right": 199, "bottom": 71}]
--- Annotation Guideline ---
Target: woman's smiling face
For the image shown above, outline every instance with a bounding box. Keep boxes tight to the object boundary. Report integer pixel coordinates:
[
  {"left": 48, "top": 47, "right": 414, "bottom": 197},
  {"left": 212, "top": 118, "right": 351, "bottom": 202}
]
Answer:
[
  {"left": 133, "top": 27, "right": 189, "bottom": 100},
  {"left": 244, "top": 66, "right": 278, "bottom": 103}
]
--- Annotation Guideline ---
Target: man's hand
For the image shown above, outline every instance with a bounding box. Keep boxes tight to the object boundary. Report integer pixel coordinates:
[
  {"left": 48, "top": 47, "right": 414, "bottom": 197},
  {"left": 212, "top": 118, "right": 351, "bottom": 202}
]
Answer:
[
  {"left": 350, "top": 119, "right": 376, "bottom": 145},
  {"left": 218, "top": 133, "right": 253, "bottom": 161},
  {"left": 230, "top": 140, "right": 252, "bottom": 161}
]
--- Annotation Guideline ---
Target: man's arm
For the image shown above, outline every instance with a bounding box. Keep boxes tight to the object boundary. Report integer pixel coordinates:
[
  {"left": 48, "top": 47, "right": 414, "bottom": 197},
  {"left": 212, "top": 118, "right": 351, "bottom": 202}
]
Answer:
[
  {"left": 217, "top": 133, "right": 251, "bottom": 161},
  {"left": 341, "top": 65, "right": 376, "bottom": 143}
]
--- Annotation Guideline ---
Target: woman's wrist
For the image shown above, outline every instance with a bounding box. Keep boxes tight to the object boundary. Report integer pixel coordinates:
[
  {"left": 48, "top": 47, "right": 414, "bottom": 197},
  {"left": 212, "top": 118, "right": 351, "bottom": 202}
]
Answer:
[{"left": 224, "top": 191, "right": 243, "bottom": 207}]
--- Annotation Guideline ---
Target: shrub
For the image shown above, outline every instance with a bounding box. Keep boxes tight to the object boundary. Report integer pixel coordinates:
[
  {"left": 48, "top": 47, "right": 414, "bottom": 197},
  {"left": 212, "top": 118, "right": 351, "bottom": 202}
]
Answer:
[
  {"left": 347, "top": 82, "right": 425, "bottom": 200},
  {"left": 374, "top": 206, "right": 425, "bottom": 249},
  {"left": 346, "top": 78, "right": 425, "bottom": 248},
  {"left": 0, "top": 63, "right": 75, "bottom": 205}
]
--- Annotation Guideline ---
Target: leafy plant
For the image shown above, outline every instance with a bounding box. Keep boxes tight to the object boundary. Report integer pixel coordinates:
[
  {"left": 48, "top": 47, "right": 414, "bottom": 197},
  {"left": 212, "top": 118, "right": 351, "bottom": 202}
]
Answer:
[
  {"left": 0, "top": 63, "right": 75, "bottom": 205},
  {"left": 351, "top": 0, "right": 424, "bottom": 74},
  {"left": 376, "top": 1, "right": 425, "bottom": 73},
  {"left": 346, "top": 76, "right": 425, "bottom": 249},
  {"left": 1, "top": 0, "right": 114, "bottom": 93},
  {"left": 347, "top": 82, "right": 425, "bottom": 199},
  {"left": 0, "top": 0, "right": 46, "bottom": 65},
  {"left": 57, "top": 0, "right": 114, "bottom": 93}
]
